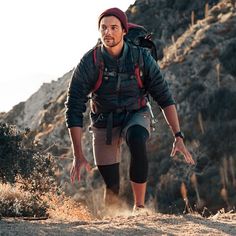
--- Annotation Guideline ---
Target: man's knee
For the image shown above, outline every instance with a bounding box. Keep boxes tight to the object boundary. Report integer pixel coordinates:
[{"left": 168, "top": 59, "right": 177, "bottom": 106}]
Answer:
[{"left": 126, "top": 125, "right": 149, "bottom": 147}]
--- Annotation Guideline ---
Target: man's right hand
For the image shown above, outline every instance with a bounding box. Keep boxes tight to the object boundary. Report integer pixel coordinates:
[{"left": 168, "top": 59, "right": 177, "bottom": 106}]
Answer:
[
  {"left": 68, "top": 127, "right": 91, "bottom": 184},
  {"left": 70, "top": 156, "right": 91, "bottom": 184}
]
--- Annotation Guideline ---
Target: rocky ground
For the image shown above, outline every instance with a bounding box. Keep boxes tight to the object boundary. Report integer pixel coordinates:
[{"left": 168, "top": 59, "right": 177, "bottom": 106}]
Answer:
[{"left": 1, "top": 211, "right": 236, "bottom": 236}]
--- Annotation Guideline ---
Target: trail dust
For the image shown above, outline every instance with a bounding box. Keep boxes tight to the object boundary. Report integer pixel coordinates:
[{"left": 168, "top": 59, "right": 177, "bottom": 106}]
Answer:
[{"left": 1, "top": 208, "right": 236, "bottom": 235}]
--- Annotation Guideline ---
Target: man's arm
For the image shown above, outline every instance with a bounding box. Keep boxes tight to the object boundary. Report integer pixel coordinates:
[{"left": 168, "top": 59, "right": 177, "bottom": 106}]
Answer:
[
  {"left": 162, "top": 104, "right": 195, "bottom": 165},
  {"left": 69, "top": 127, "right": 91, "bottom": 183},
  {"left": 69, "top": 127, "right": 84, "bottom": 158},
  {"left": 142, "top": 50, "right": 194, "bottom": 164},
  {"left": 162, "top": 104, "right": 180, "bottom": 135},
  {"left": 65, "top": 53, "right": 96, "bottom": 183}
]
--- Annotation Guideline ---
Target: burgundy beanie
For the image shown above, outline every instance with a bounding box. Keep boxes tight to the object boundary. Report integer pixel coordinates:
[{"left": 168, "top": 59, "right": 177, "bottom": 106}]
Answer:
[{"left": 98, "top": 7, "right": 128, "bottom": 33}]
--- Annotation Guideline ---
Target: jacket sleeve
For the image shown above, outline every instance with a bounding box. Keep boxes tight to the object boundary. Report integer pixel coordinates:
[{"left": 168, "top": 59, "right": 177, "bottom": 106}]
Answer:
[
  {"left": 65, "top": 52, "right": 96, "bottom": 128},
  {"left": 143, "top": 49, "right": 175, "bottom": 108}
]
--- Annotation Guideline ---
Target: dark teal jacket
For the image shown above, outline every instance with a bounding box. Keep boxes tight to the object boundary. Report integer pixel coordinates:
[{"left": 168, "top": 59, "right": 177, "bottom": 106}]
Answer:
[{"left": 65, "top": 42, "right": 175, "bottom": 128}]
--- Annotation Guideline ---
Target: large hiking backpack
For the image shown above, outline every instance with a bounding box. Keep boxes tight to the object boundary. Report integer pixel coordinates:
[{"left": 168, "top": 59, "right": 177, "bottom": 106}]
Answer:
[
  {"left": 125, "top": 23, "right": 158, "bottom": 61},
  {"left": 92, "top": 23, "right": 158, "bottom": 92}
]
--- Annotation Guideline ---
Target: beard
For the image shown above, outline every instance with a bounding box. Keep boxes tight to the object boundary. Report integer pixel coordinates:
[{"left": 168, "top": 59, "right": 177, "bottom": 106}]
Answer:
[{"left": 102, "top": 36, "right": 123, "bottom": 48}]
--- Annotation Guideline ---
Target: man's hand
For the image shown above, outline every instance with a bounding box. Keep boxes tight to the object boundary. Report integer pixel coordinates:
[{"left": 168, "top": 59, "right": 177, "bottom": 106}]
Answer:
[
  {"left": 70, "top": 155, "right": 91, "bottom": 184},
  {"left": 170, "top": 138, "right": 195, "bottom": 165}
]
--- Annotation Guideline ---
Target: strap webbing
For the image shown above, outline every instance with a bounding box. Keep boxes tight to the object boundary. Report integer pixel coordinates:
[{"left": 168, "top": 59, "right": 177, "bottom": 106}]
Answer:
[{"left": 92, "top": 46, "right": 104, "bottom": 93}]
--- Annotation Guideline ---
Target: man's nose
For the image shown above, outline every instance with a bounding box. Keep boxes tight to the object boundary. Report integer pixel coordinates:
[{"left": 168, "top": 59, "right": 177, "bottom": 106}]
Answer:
[{"left": 104, "top": 28, "right": 111, "bottom": 34}]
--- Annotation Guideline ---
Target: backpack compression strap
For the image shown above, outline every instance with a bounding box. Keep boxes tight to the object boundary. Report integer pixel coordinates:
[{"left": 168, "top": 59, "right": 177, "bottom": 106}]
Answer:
[
  {"left": 131, "top": 45, "right": 147, "bottom": 107},
  {"left": 134, "top": 64, "right": 143, "bottom": 89},
  {"left": 92, "top": 46, "right": 104, "bottom": 93},
  {"left": 132, "top": 44, "right": 144, "bottom": 89}
]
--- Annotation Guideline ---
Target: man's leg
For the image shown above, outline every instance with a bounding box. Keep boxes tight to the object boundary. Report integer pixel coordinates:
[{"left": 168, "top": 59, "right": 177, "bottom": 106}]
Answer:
[
  {"left": 130, "top": 181, "right": 147, "bottom": 207},
  {"left": 92, "top": 126, "right": 122, "bottom": 207},
  {"left": 97, "top": 163, "right": 120, "bottom": 206},
  {"left": 126, "top": 125, "right": 149, "bottom": 207}
]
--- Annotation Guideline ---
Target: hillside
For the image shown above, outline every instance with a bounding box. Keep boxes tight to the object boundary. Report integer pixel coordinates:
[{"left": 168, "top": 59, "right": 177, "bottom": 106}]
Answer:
[{"left": 1, "top": 0, "right": 236, "bottom": 217}]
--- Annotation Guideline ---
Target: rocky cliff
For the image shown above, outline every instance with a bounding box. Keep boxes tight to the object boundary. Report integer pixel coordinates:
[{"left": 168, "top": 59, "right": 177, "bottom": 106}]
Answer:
[{"left": 1, "top": 0, "right": 236, "bottom": 215}]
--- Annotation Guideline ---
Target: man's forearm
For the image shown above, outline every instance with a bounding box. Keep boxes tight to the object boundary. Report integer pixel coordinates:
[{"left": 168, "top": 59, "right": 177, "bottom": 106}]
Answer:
[
  {"left": 162, "top": 104, "right": 181, "bottom": 135},
  {"left": 68, "top": 127, "right": 83, "bottom": 159}
]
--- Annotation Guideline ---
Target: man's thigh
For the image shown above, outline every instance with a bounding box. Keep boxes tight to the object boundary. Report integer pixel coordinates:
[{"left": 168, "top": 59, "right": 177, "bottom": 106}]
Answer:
[
  {"left": 122, "top": 108, "right": 151, "bottom": 141},
  {"left": 91, "top": 126, "right": 122, "bottom": 165}
]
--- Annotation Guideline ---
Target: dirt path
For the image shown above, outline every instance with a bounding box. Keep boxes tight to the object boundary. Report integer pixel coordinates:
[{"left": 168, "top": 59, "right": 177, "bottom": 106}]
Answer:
[{"left": 1, "top": 212, "right": 236, "bottom": 236}]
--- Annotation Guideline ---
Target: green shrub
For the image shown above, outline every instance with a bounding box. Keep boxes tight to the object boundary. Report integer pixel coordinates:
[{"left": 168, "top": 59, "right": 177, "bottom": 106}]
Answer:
[
  {"left": 0, "top": 122, "right": 59, "bottom": 217},
  {"left": 0, "top": 123, "right": 57, "bottom": 192}
]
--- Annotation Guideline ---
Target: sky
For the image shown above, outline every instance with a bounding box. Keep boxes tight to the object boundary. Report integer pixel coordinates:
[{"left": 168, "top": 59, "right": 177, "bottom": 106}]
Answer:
[{"left": 0, "top": 0, "right": 135, "bottom": 112}]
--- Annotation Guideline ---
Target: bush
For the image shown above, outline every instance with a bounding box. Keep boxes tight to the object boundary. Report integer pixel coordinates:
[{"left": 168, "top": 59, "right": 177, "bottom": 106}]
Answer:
[
  {"left": 0, "top": 183, "right": 48, "bottom": 217},
  {"left": 18, "top": 152, "right": 58, "bottom": 194},
  {"left": 0, "top": 123, "right": 59, "bottom": 217},
  {"left": 0, "top": 123, "right": 57, "bottom": 193},
  {"left": 0, "top": 123, "right": 38, "bottom": 183},
  {"left": 0, "top": 123, "right": 25, "bottom": 183}
]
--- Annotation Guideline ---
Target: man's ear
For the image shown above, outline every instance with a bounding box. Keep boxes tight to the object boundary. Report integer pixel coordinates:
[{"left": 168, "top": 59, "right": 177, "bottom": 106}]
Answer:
[{"left": 123, "top": 29, "right": 126, "bottom": 36}]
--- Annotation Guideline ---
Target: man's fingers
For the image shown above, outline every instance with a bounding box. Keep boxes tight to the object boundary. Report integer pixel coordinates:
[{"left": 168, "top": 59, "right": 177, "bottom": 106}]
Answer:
[
  {"left": 184, "top": 150, "right": 195, "bottom": 165},
  {"left": 70, "top": 168, "right": 75, "bottom": 184},
  {"left": 76, "top": 165, "right": 82, "bottom": 183},
  {"left": 185, "top": 150, "right": 192, "bottom": 164},
  {"left": 70, "top": 164, "right": 80, "bottom": 184},
  {"left": 70, "top": 160, "right": 91, "bottom": 185},
  {"left": 170, "top": 146, "right": 176, "bottom": 157},
  {"left": 182, "top": 150, "right": 190, "bottom": 163},
  {"left": 188, "top": 153, "right": 195, "bottom": 165},
  {"left": 77, "top": 172, "right": 81, "bottom": 182},
  {"left": 171, "top": 142, "right": 195, "bottom": 165},
  {"left": 86, "top": 163, "right": 92, "bottom": 172},
  {"left": 185, "top": 156, "right": 191, "bottom": 164}
]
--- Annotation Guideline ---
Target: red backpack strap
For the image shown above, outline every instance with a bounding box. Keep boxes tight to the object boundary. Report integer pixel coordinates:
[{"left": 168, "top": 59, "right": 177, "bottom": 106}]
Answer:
[
  {"left": 134, "top": 64, "right": 143, "bottom": 89},
  {"left": 92, "top": 45, "right": 104, "bottom": 93},
  {"left": 131, "top": 45, "right": 148, "bottom": 108},
  {"left": 131, "top": 45, "right": 144, "bottom": 89}
]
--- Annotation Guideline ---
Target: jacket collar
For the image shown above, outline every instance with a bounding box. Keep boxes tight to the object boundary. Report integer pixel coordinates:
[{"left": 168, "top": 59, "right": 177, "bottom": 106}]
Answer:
[{"left": 101, "top": 42, "right": 128, "bottom": 64}]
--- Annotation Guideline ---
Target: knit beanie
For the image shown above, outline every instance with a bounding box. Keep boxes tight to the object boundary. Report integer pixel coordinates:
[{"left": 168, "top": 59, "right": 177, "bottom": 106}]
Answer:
[{"left": 98, "top": 7, "right": 128, "bottom": 33}]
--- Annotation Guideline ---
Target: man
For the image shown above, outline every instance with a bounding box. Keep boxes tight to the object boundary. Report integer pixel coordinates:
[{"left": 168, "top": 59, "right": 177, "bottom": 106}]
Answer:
[{"left": 65, "top": 7, "right": 195, "bottom": 212}]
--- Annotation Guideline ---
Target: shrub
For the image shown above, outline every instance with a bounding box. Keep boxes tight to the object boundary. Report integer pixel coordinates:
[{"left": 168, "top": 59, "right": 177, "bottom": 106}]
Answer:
[
  {"left": 0, "top": 123, "right": 58, "bottom": 193},
  {"left": 0, "top": 123, "right": 59, "bottom": 217},
  {"left": 0, "top": 183, "right": 48, "bottom": 217},
  {"left": 0, "top": 123, "right": 24, "bottom": 183}
]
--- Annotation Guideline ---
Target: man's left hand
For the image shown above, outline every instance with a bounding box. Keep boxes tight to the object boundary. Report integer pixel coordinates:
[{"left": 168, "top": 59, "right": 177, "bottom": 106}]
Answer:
[{"left": 170, "top": 137, "right": 195, "bottom": 164}]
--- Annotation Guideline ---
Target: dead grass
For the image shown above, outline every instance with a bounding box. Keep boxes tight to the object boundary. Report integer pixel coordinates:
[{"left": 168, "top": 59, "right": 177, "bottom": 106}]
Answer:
[
  {"left": 0, "top": 183, "right": 93, "bottom": 221},
  {"left": 0, "top": 183, "right": 47, "bottom": 217},
  {"left": 44, "top": 193, "right": 94, "bottom": 221}
]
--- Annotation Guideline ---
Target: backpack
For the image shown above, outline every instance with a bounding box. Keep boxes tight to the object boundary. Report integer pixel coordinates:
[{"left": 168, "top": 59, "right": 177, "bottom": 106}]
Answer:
[
  {"left": 92, "top": 23, "right": 158, "bottom": 93},
  {"left": 124, "top": 23, "right": 158, "bottom": 61}
]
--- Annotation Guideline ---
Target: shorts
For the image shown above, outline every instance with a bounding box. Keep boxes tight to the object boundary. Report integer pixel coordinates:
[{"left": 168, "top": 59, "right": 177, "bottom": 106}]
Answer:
[{"left": 90, "top": 108, "right": 151, "bottom": 166}]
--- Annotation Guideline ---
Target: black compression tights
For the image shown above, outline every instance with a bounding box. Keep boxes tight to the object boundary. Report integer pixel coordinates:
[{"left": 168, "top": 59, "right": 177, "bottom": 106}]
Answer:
[{"left": 97, "top": 125, "right": 149, "bottom": 196}]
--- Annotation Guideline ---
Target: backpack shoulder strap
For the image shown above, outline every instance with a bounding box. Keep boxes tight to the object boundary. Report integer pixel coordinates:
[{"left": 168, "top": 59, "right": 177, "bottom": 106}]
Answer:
[{"left": 92, "top": 45, "right": 104, "bottom": 93}]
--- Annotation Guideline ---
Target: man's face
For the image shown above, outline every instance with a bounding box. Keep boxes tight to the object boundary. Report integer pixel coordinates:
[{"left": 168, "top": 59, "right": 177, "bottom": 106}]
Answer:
[{"left": 99, "top": 16, "right": 126, "bottom": 48}]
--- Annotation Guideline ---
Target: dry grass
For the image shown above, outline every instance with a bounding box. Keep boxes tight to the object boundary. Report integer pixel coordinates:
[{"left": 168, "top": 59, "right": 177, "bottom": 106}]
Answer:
[
  {"left": 0, "top": 183, "right": 47, "bottom": 217},
  {"left": 45, "top": 193, "right": 94, "bottom": 221},
  {"left": 0, "top": 182, "right": 93, "bottom": 221},
  {"left": 209, "top": 208, "right": 236, "bottom": 221}
]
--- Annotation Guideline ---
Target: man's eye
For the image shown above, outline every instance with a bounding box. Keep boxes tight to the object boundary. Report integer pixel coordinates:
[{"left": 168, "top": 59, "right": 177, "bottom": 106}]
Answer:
[
  {"left": 101, "top": 26, "right": 107, "bottom": 31},
  {"left": 111, "top": 26, "right": 118, "bottom": 31}
]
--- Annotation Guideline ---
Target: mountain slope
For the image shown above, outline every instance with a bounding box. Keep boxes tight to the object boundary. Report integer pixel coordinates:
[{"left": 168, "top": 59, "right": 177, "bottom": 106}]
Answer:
[{"left": 1, "top": 0, "right": 236, "bottom": 215}]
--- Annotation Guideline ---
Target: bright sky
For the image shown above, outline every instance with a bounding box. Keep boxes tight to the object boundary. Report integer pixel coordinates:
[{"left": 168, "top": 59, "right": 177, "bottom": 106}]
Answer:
[{"left": 0, "top": 0, "right": 135, "bottom": 112}]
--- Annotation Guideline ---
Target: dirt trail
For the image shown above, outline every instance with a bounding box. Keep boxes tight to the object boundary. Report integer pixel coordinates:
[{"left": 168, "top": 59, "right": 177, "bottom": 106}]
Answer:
[{"left": 1, "top": 212, "right": 236, "bottom": 236}]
